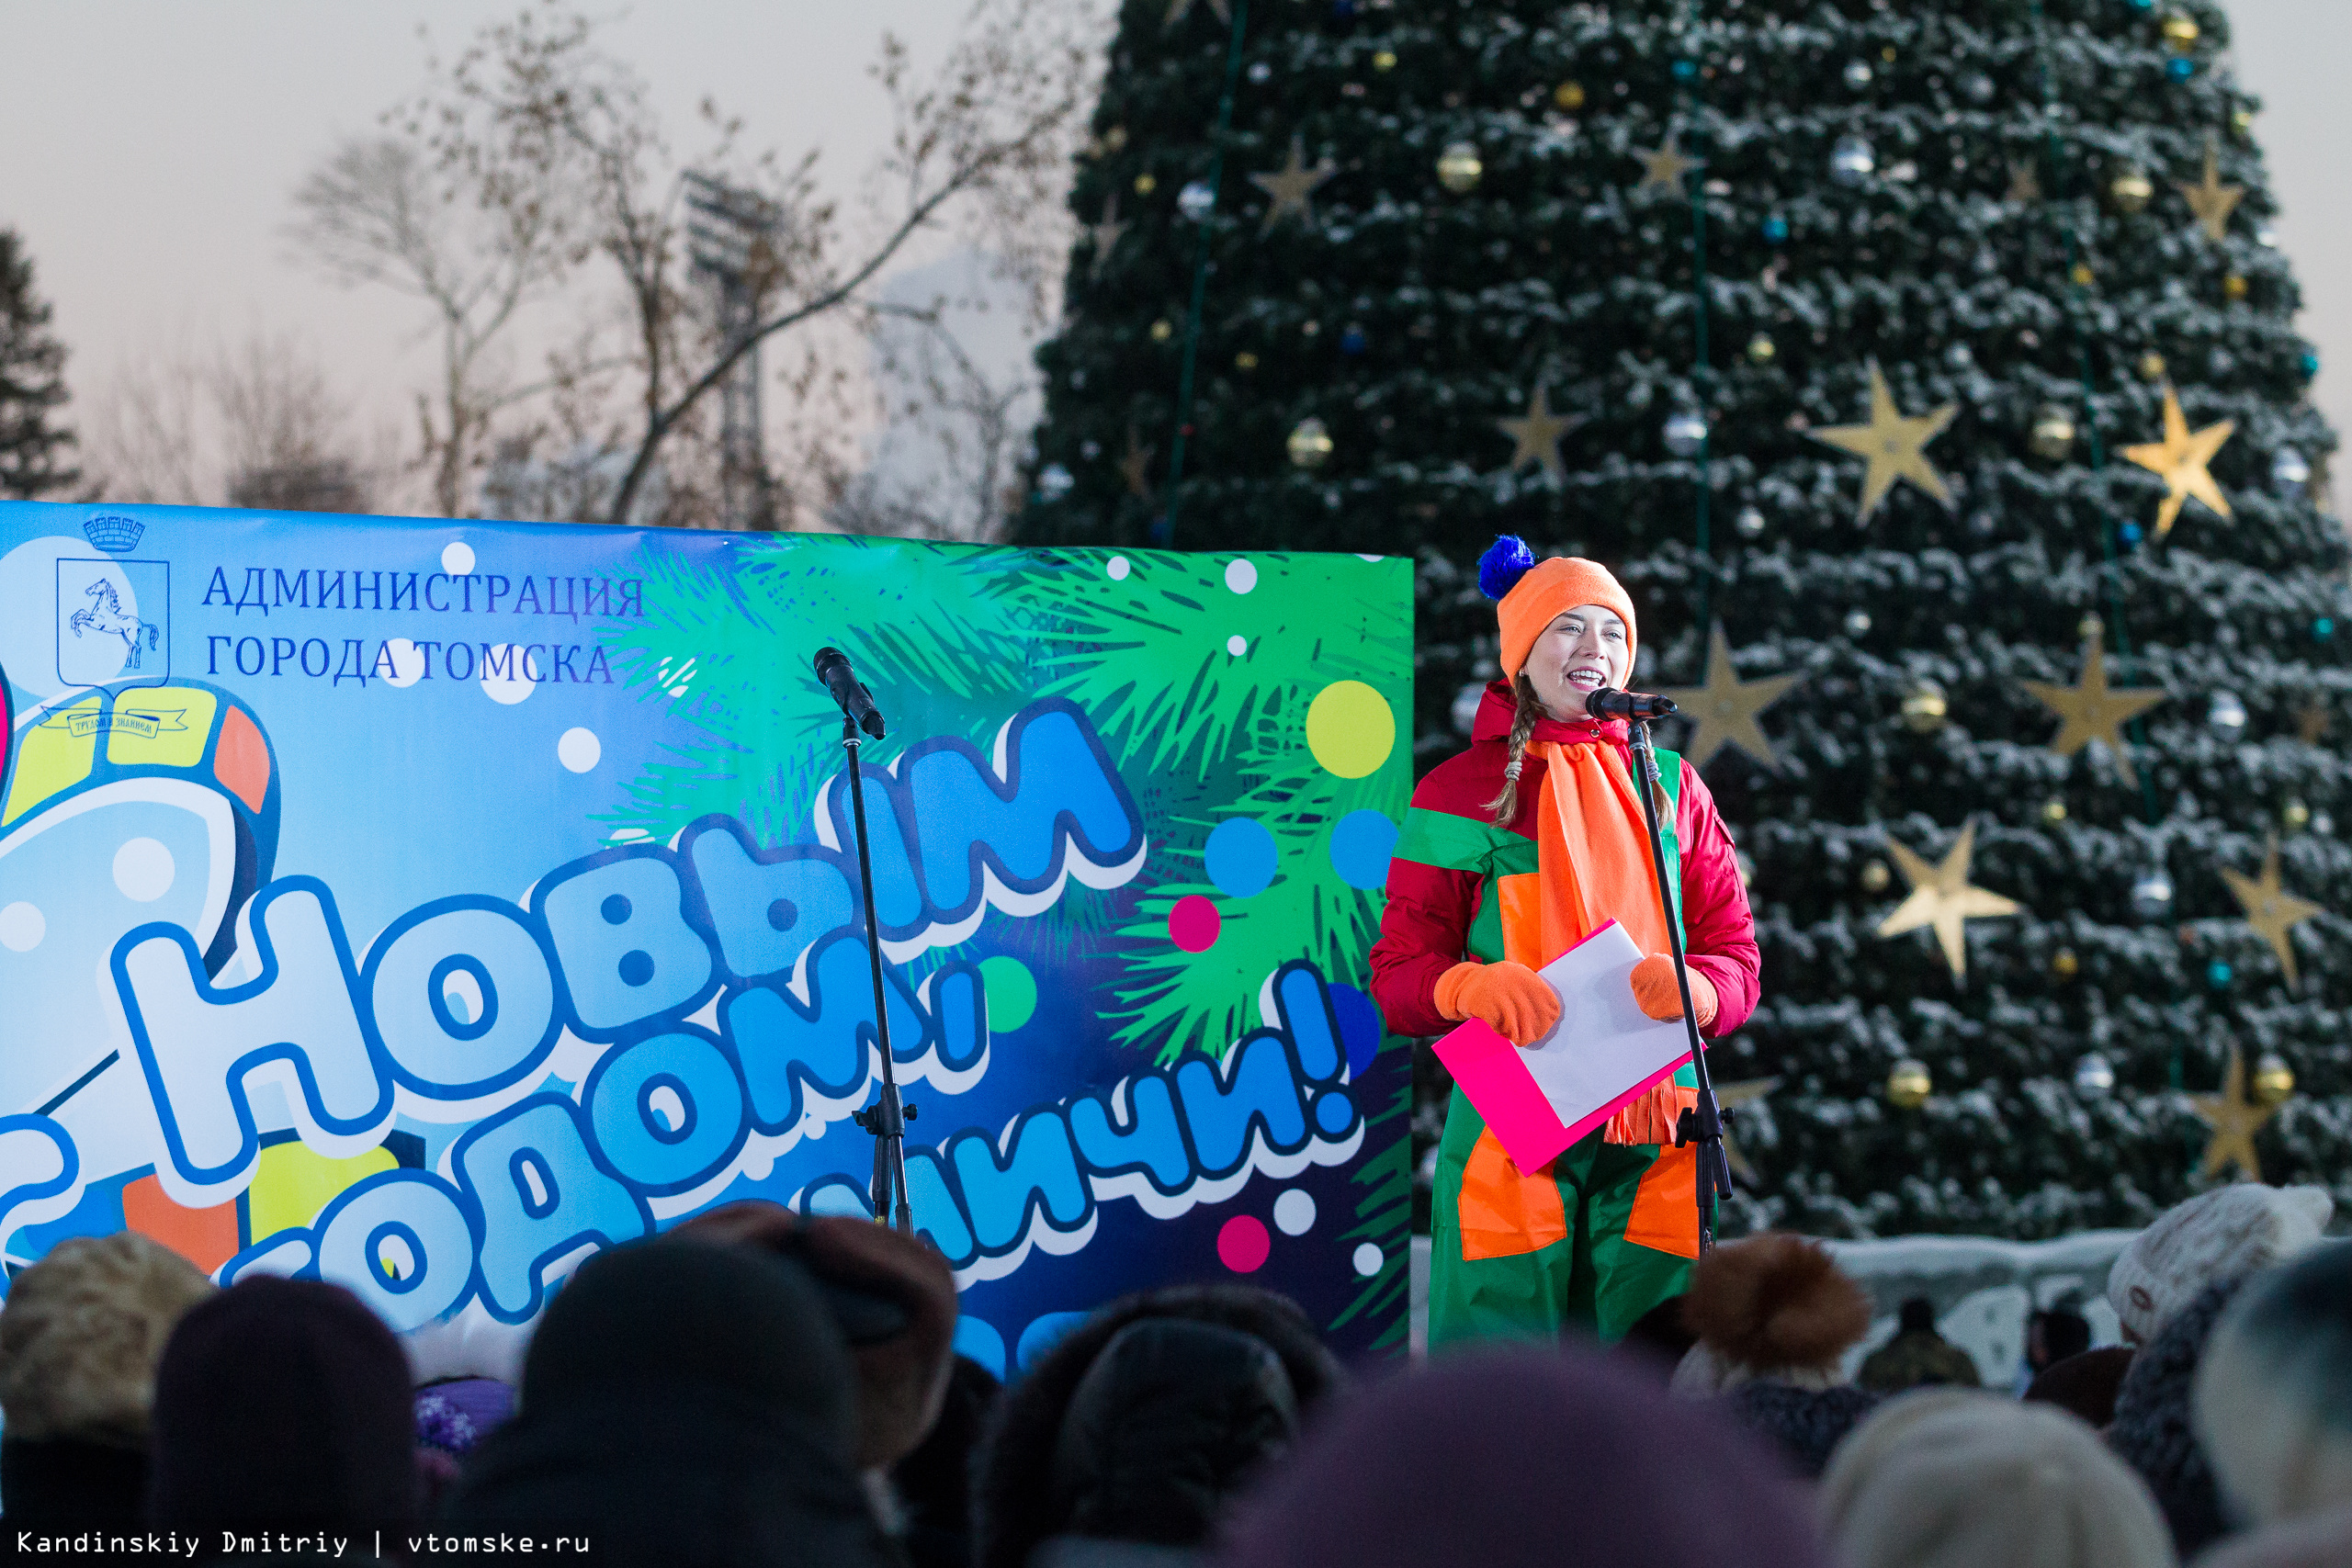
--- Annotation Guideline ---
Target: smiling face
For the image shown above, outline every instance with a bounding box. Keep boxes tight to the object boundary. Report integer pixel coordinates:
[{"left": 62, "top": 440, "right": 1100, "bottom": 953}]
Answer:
[{"left": 1523, "top": 603, "right": 1631, "bottom": 720}]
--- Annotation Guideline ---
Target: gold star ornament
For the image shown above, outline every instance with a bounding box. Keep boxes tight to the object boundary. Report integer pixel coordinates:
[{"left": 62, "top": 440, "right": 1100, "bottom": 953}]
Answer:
[
  {"left": 1086, "top": 195, "right": 1128, "bottom": 280},
  {"left": 2020, "top": 636, "right": 2167, "bottom": 787},
  {"left": 1660, "top": 623, "right": 1801, "bottom": 770},
  {"left": 1875, "top": 818, "right": 2021, "bottom": 981},
  {"left": 1119, "top": 424, "right": 1156, "bottom": 501},
  {"left": 1811, "top": 361, "right": 1959, "bottom": 525},
  {"left": 1247, "top": 136, "right": 1337, "bottom": 234},
  {"left": 2177, "top": 137, "right": 2245, "bottom": 244},
  {"left": 1497, "top": 385, "right": 1577, "bottom": 481},
  {"left": 2121, "top": 383, "right": 2234, "bottom": 539},
  {"left": 2192, "top": 1045, "right": 2276, "bottom": 1181},
  {"left": 1632, "top": 131, "right": 1706, "bottom": 194},
  {"left": 2221, "top": 834, "right": 2324, "bottom": 987}
]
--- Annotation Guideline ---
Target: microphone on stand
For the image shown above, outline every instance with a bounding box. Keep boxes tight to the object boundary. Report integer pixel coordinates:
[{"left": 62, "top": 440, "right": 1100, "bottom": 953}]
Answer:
[
  {"left": 1584, "top": 686, "right": 1679, "bottom": 721},
  {"left": 814, "top": 647, "right": 887, "bottom": 739}
]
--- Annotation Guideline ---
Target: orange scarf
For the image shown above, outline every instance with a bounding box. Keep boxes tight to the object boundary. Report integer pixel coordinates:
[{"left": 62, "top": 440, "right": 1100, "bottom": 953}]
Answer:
[{"left": 1493, "top": 740, "right": 1689, "bottom": 1146}]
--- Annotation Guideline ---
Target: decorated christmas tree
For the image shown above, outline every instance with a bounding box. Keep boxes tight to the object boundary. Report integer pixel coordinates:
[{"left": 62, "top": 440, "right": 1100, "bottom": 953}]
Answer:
[{"left": 1016, "top": 0, "right": 2348, "bottom": 1235}]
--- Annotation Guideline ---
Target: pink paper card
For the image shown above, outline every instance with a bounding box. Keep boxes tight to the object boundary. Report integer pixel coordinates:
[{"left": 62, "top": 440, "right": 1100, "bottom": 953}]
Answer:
[
  {"left": 1430, "top": 920, "right": 1695, "bottom": 1172},
  {"left": 1432, "top": 1018, "right": 1580, "bottom": 1171}
]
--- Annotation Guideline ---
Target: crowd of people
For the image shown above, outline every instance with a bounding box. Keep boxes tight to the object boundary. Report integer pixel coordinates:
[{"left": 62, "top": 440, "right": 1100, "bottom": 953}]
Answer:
[{"left": 0, "top": 1182, "right": 2345, "bottom": 1566}]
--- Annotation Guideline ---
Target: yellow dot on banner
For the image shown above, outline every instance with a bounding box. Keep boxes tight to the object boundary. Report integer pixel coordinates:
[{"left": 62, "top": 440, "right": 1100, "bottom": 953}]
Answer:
[{"left": 1306, "top": 681, "right": 1396, "bottom": 778}]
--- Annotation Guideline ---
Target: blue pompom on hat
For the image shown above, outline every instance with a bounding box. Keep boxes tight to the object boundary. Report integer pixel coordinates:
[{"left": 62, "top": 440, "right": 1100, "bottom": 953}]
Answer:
[{"left": 1477, "top": 536, "right": 1538, "bottom": 602}]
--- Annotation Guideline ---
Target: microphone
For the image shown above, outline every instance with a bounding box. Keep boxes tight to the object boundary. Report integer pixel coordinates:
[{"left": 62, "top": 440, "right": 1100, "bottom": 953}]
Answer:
[
  {"left": 1585, "top": 687, "right": 1679, "bottom": 720},
  {"left": 814, "top": 648, "right": 886, "bottom": 739}
]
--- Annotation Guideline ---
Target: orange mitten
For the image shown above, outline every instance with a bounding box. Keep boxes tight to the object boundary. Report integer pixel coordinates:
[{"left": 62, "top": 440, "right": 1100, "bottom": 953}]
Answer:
[
  {"left": 1630, "top": 953, "right": 1717, "bottom": 1029},
  {"left": 1434, "top": 960, "right": 1561, "bottom": 1046}
]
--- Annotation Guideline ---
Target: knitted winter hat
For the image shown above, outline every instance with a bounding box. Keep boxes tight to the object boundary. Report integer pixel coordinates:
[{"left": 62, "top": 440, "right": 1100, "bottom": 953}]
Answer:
[
  {"left": 2196, "top": 1503, "right": 2352, "bottom": 1568},
  {"left": 2109, "top": 1277, "right": 2244, "bottom": 1558},
  {"left": 1216, "top": 1346, "right": 1828, "bottom": 1568},
  {"left": 1669, "top": 1233, "right": 1874, "bottom": 1396},
  {"left": 2194, "top": 1240, "right": 2352, "bottom": 1529},
  {"left": 0, "top": 1232, "right": 214, "bottom": 1445},
  {"left": 1821, "top": 1396, "right": 2177, "bottom": 1568},
  {"left": 414, "top": 1376, "right": 516, "bottom": 1457},
  {"left": 146, "top": 1276, "right": 421, "bottom": 1533},
  {"left": 2107, "top": 1184, "right": 2332, "bottom": 1343},
  {"left": 1478, "top": 536, "right": 1638, "bottom": 685}
]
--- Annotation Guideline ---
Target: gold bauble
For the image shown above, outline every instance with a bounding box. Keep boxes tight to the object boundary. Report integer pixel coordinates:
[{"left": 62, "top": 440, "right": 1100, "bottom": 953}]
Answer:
[
  {"left": 2109, "top": 169, "right": 2154, "bottom": 214},
  {"left": 2042, "top": 798, "right": 2069, "bottom": 824},
  {"left": 1374, "top": 50, "right": 1397, "bottom": 72},
  {"left": 2078, "top": 614, "right": 2105, "bottom": 639},
  {"left": 1234, "top": 351, "right": 1260, "bottom": 370},
  {"left": 1102, "top": 126, "right": 1129, "bottom": 154},
  {"left": 2071, "top": 261, "right": 2096, "bottom": 287},
  {"left": 2162, "top": 14, "right": 2200, "bottom": 51},
  {"left": 2030, "top": 405, "right": 2077, "bottom": 460},
  {"left": 1436, "top": 141, "right": 1485, "bottom": 194},
  {"left": 1901, "top": 680, "right": 1950, "bottom": 734},
  {"left": 2231, "top": 108, "right": 2255, "bottom": 136},
  {"left": 1555, "top": 81, "right": 1587, "bottom": 110},
  {"left": 2053, "top": 947, "right": 2079, "bottom": 978},
  {"left": 1134, "top": 173, "right": 1158, "bottom": 195},
  {"left": 1747, "top": 333, "right": 1778, "bottom": 365},
  {"left": 1860, "top": 858, "right": 1893, "bottom": 893},
  {"left": 1149, "top": 319, "right": 1175, "bottom": 343},
  {"left": 2138, "top": 353, "right": 2168, "bottom": 381},
  {"left": 2284, "top": 797, "right": 2312, "bottom": 832},
  {"left": 2224, "top": 274, "right": 2250, "bottom": 300},
  {"left": 1887, "top": 1059, "right": 1933, "bottom": 1110},
  {"left": 2252, "top": 1051, "right": 2296, "bottom": 1106},
  {"left": 1286, "top": 416, "right": 1334, "bottom": 469}
]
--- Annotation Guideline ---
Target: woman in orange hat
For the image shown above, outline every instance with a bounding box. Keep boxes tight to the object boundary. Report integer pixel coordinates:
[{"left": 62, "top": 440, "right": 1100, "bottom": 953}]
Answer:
[{"left": 1370, "top": 537, "right": 1760, "bottom": 1347}]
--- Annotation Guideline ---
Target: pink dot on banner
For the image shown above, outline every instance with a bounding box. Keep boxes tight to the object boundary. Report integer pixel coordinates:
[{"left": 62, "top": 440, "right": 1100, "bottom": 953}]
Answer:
[
  {"left": 1217, "top": 1215, "right": 1271, "bottom": 1273},
  {"left": 1169, "top": 894, "right": 1222, "bottom": 953}
]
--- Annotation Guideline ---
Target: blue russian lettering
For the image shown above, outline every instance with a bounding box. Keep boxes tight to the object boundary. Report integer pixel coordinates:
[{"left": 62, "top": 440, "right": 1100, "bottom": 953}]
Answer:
[
  {"left": 946, "top": 1110, "right": 1090, "bottom": 1255},
  {"left": 582, "top": 1030, "right": 748, "bottom": 1195},
  {"left": 362, "top": 899, "right": 561, "bottom": 1099},
  {"left": 111, "top": 878, "right": 391, "bottom": 1193},
  {"left": 312, "top": 1169, "right": 479, "bottom": 1331},
  {"left": 390, "top": 573, "right": 419, "bottom": 612},
  {"left": 450, "top": 1096, "right": 650, "bottom": 1322},
  {"left": 533, "top": 852, "right": 717, "bottom": 1037}
]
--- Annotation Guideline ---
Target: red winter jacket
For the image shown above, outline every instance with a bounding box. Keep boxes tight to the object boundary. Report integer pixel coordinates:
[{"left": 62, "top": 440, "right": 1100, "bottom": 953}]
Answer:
[{"left": 1369, "top": 681, "right": 1761, "bottom": 1039}]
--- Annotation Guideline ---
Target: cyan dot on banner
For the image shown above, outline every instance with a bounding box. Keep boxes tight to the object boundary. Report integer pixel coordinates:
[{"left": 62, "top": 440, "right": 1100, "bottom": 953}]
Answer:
[
  {"left": 1216, "top": 1213, "right": 1271, "bottom": 1272},
  {"left": 1328, "top": 809, "right": 1398, "bottom": 889},
  {"left": 978, "top": 955, "right": 1038, "bottom": 1032},
  {"left": 1204, "top": 818, "right": 1278, "bottom": 897},
  {"left": 1329, "top": 983, "right": 1382, "bottom": 1077},
  {"left": 1168, "top": 894, "right": 1221, "bottom": 953}
]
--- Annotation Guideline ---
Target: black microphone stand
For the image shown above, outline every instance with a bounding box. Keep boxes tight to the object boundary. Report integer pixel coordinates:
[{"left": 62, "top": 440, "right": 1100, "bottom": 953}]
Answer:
[
  {"left": 1623, "top": 715, "right": 1734, "bottom": 1254},
  {"left": 838, "top": 713, "right": 917, "bottom": 1234}
]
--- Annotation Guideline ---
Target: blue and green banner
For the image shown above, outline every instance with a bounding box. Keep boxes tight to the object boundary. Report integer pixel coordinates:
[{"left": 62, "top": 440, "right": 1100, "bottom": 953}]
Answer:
[{"left": 0, "top": 503, "right": 1413, "bottom": 1366}]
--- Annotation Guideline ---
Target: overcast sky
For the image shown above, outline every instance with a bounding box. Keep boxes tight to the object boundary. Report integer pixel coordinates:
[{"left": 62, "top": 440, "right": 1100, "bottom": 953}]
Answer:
[{"left": 6, "top": 0, "right": 2349, "bottom": 500}]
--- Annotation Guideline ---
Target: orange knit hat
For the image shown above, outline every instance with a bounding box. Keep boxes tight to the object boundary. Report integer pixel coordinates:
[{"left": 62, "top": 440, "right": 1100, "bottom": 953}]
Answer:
[{"left": 1480, "top": 536, "right": 1638, "bottom": 683}]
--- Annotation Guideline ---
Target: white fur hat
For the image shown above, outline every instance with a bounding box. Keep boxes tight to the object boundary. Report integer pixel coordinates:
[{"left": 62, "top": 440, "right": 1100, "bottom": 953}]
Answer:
[
  {"left": 2194, "top": 1241, "right": 2352, "bottom": 1529},
  {"left": 2106, "top": 1185, "right": 2333, "bottom": 1344},
  {"left": 1821, "top": 1396, "right": 2176, "bottom": 1568}
]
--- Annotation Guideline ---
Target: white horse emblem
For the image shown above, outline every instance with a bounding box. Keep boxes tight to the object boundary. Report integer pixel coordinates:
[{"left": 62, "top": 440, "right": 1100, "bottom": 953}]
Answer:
[{"left": 68, "top": 579, "right": 162, "bottom": 670}]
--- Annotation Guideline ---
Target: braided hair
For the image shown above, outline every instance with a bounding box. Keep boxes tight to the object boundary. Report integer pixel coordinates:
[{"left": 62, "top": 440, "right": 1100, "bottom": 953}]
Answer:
[{"left": 1485, "top": 672, "right": 1544, "bottom": 829}]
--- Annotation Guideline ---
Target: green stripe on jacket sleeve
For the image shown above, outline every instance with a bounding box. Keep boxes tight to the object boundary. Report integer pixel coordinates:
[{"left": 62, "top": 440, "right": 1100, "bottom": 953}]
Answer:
[{"left": 1393, "top": 805, "right": 1538, "bottom": 876}]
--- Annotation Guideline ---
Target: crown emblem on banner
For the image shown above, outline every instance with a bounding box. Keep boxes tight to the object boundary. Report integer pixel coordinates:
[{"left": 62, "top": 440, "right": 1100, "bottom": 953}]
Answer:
[{"left": 82, "top": 514, "right": 144, "bottom": 554}]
